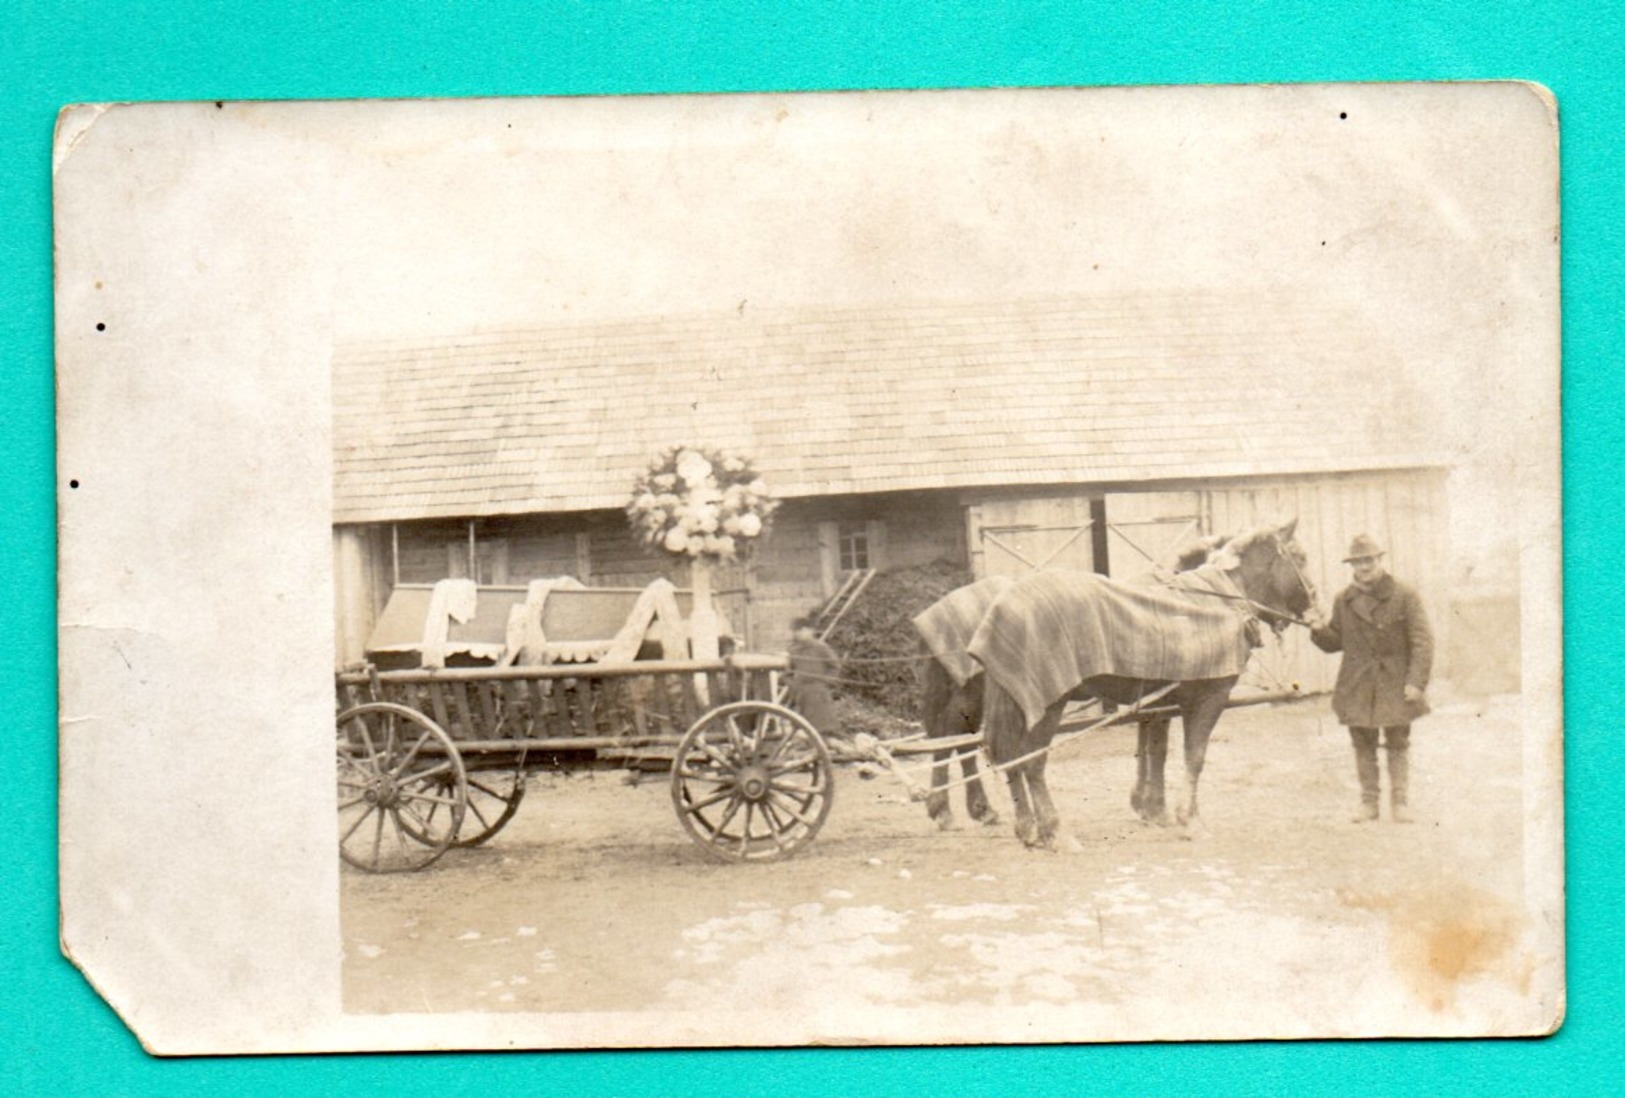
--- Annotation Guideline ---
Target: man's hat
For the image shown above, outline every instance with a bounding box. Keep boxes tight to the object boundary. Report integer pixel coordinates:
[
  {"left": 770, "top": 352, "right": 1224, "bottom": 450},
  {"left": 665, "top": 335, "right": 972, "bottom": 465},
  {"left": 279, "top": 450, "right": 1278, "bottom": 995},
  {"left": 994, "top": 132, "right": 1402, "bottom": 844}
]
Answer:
[{"left": 1343, "top": 534, "right": 1385, "bottom": 562}]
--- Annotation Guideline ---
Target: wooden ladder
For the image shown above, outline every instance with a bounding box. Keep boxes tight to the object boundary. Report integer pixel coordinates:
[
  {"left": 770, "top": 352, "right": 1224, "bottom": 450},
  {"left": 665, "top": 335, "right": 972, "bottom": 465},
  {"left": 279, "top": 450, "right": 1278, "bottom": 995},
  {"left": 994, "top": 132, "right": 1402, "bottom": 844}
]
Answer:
[{"left": 816, "top": 568, "right": 876, "bottom": 640}]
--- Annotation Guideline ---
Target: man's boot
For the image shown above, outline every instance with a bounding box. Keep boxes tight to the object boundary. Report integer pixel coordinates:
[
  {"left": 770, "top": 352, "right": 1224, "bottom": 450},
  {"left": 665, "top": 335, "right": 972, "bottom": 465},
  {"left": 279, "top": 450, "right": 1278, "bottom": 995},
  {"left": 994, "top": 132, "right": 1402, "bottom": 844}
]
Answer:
[
  {"left": 1387, "top": 728, "right": 1413, "bottom": 823},
  {"left": 1350, "top": 727, "right": 1380, "bottom": 822}
]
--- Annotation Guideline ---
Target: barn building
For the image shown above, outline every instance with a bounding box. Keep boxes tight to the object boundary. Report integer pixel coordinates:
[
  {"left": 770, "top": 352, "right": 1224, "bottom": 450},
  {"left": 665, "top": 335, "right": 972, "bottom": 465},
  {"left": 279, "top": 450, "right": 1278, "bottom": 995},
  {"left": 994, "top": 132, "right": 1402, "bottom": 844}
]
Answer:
[{"left": 332, "top": 294, "right": 1458, "bottom": 694}]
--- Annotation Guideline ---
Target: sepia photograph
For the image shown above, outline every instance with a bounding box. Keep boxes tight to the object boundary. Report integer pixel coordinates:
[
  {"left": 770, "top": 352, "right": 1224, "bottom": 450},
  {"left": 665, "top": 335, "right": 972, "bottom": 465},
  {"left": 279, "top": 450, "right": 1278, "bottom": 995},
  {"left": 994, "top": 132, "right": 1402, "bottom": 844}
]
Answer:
[{"left": 54, "top": 81, "right": 1562, "bottom": 1052}]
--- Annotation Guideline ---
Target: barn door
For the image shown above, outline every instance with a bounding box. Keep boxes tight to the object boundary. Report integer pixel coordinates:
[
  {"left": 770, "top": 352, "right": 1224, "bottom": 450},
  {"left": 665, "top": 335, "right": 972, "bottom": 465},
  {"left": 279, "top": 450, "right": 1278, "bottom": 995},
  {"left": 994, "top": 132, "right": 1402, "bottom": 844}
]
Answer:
[
  {"left": 1101, "top": 491, "right": 1204, "bottom": 582},
  {"left": 967, "top": 495, "right": 1098, "bottom": 578}
]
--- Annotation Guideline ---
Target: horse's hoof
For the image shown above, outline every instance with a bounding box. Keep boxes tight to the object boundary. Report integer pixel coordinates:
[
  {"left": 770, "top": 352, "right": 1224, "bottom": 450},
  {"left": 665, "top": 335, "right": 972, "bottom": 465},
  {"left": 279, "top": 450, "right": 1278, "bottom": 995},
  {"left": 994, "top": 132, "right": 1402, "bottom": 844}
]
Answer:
[
  {"left": 1029, "top": 823, "right": 1065, "bottom": 851},
  {"left": 972, "top": 809, "right": 1002, "bottom": 827},
  {"left": 933, "top": 814, "right": 960, "bottom": 832}
]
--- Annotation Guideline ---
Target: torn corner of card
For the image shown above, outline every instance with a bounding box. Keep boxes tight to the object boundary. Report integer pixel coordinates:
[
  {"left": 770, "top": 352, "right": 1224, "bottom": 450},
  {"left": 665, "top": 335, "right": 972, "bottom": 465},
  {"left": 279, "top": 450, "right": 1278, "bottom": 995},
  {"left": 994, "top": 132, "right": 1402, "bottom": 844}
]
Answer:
[{"left": 54, "top": 81, "right": 1563, "bottom": 1055}]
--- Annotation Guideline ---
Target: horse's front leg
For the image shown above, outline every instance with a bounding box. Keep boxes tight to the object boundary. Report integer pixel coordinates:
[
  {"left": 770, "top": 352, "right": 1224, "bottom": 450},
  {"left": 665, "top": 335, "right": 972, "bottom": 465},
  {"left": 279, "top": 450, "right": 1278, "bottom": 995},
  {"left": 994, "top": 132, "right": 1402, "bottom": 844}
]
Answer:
[
  {"left": 1015, "top": 705, "right": 1067, "bottom": 850},
  {"left": 1173, "top": 683, "right": 1232, "bottom": 834},
  {"left": 926, "top": 747, "right": 956, "bottom": 830},
  {"left": 920, "top": 660, "right": 959, "bottom": 830},
  {"left": 1134, "top": 716, "right": 1172, "bottom": 824},
  {"left": 959, "top": 750, "right": 1001, "bottom": 826},
  {"left": 1004, "top": 766, "right": 1041, "bottom": 848},
  {"left": 1025, "top": 754, "right": 1079, "bottom": 852},
  {"left": 952, "top": 678, "right": 1000, "bottom": 827},
  {"left": 1131, "top": 721, "right": 1148, "bottom": 817}
]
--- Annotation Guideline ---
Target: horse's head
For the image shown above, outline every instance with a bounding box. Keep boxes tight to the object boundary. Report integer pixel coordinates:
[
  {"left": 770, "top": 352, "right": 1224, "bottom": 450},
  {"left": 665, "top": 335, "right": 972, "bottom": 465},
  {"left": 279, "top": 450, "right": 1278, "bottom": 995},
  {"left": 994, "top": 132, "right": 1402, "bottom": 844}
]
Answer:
[{"left": 1211, "top": 518, "right": 1316, "bottom": 623}]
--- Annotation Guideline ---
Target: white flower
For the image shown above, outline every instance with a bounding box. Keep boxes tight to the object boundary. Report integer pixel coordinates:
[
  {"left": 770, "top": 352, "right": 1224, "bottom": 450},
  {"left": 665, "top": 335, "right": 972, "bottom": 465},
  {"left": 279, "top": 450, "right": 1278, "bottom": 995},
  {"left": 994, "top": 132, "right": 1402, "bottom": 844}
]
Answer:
[
  {"left": 653, "top": 473, "right": 676, "bottom": 490},
  {"left": 663, "top": 527, "right": 690, "bottom": 553},
  {"left": 676, "top": 451, "right": 713, "bottom": 485},
  {"left": 714, "top": 534, "right": 737, "bottom": 557},
  {"left": 721, "top": 515, "right": 742, "bottom": 536},
  {"left": 736, "top": 512, "right": 762, "bottom": 538},
  {"left": 747, "top": 478, "right": 767, "bottom": 495}
]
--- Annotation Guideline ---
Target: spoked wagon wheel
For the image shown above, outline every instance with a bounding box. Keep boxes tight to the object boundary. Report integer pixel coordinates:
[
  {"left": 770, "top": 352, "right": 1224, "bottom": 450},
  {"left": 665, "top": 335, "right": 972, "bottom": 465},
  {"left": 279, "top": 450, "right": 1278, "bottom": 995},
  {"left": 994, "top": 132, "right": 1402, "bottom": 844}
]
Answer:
[
  {"left": 336, "top": 702, "right": 467, "bottom": 873},
  {"left": 405, "top": 764, "right": 526, "bottom": 848},
  {"left": 671, "top": 701, "right": 834, "bottom": 863}
]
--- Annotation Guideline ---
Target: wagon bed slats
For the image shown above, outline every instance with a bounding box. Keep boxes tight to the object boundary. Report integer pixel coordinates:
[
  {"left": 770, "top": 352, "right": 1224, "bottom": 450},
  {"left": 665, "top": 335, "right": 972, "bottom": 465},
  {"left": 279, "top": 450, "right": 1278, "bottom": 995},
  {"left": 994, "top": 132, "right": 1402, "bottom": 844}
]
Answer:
[
  {"left": 534, "top": 679, "right": 562, "bottom": 739},
  {"left": 592, "top": 678, "right": 616, "bottom": 736},
  {"left": 499, "top": 680, "right": 526, "bottom": 734},
  {"left": 451, "top": 681, "right": 477, "bottom": 738},
  {"left": 580, "top": 678, "right": 604, "bottom": 736},
  {"left": 475, "top": 680, "right": 499, "bottom": 733},
  {"left": 426, "top": 682, "right": 454, "bottom": 735}
]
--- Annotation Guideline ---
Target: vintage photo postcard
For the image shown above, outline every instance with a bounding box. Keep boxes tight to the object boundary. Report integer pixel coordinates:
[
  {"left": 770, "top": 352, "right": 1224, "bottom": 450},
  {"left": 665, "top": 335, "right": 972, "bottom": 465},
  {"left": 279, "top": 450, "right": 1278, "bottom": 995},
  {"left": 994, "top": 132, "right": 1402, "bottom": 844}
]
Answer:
[{"left": 55, "top": 82, "right": 1562, "bottom": 1054}]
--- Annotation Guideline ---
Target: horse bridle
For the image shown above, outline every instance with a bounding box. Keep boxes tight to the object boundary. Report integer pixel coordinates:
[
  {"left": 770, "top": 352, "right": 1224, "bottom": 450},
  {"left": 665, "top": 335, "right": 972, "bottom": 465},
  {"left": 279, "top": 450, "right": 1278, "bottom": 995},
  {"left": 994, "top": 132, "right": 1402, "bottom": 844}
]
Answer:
[
  {"left": 1178, "top": 532, "right": 1317, "bottom": 629},
  {"left": 1253, "top": 531, "right": 1317, "bottom": 629}
]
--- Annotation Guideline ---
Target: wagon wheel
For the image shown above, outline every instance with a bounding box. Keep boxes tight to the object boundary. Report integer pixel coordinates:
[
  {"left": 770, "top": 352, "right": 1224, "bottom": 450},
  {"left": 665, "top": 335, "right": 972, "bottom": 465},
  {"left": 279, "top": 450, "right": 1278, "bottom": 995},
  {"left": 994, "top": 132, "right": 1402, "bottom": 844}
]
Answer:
[
  {"left": 671, "top": 701, "right": 834, "bottom": 863},
  {"left": 336, "top": 702, "right": 467, "bottom": 873},
  {"left": 403, "top": 763, "right": 526, "bottom": 848}
]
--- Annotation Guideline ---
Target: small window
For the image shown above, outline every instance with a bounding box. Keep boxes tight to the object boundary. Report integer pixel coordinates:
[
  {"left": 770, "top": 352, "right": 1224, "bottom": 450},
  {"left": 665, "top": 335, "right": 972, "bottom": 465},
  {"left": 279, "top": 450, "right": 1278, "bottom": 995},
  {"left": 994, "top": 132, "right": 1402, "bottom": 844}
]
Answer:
[
  {"left": 819, "top": 519, "right": 887, "bottom": 598},
  {"left": 447, "top": 538, "right": 510, "bottom": 585},
  {"left": 838, "top": 521, "right": 869, "bottom": 571}
]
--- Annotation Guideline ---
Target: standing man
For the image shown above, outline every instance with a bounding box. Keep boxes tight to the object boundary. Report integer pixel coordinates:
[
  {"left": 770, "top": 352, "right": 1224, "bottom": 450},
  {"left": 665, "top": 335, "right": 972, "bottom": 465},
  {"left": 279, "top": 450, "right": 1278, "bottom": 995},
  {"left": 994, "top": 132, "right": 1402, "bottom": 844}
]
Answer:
[
  {"left": 1308, "top": 535, "right": 1435, "bottom": 823},
  {"left": 786, "top": 614, "right": 842, "bottom": 742}
]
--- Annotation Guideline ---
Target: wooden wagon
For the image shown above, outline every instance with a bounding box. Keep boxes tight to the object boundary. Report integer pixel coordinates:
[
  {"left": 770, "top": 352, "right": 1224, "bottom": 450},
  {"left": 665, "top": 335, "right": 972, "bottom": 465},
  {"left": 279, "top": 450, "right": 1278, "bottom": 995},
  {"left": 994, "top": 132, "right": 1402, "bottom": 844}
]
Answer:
[{"left": 336, "top": 579, "right": 838, "bottom": 869}]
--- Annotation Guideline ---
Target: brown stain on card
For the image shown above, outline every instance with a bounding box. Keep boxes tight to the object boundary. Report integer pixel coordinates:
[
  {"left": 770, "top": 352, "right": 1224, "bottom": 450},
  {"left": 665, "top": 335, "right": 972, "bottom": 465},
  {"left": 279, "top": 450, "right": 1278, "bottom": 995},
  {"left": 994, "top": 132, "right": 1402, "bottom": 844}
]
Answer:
[{"left": 1340, "top": 882, "right": 1528, "bottom": 1012}]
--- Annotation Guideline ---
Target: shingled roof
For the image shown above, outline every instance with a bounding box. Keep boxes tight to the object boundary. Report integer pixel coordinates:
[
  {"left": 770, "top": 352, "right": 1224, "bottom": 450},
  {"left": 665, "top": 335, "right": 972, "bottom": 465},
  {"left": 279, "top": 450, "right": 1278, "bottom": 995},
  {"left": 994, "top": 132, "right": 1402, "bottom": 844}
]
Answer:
[{"left": 332, "top": 294, "right": 1439, "bottom": 524}]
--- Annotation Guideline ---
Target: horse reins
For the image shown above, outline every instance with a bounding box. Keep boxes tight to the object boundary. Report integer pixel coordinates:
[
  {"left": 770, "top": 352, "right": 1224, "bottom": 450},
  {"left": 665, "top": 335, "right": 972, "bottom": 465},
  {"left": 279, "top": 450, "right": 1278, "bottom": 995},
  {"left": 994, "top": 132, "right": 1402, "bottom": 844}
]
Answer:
[{"left": 1169, "top": 533, "right": 1317, "bottom": 629}]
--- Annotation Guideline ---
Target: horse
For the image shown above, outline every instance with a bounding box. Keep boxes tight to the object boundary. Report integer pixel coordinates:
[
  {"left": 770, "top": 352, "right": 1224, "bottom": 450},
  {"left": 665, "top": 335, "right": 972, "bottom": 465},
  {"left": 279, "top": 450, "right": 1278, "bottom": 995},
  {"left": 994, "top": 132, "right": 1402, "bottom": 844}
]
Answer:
[
  {"left": 912, "top": 577, "right": 1013, "bottom": 830},
  {"left": 965, "top": 519, "right": 1314, "bottom": 849},
  {"left": 911, "top": 534, "right": 1232, "bottom": 831}
]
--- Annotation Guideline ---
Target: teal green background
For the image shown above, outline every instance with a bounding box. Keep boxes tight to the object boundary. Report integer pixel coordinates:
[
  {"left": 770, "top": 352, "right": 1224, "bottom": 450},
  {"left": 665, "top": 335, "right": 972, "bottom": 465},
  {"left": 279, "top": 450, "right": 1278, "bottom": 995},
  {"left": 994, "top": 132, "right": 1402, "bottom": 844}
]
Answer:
[{"left": 5, "top": 3, "right": 1617, "bottom": 1093}]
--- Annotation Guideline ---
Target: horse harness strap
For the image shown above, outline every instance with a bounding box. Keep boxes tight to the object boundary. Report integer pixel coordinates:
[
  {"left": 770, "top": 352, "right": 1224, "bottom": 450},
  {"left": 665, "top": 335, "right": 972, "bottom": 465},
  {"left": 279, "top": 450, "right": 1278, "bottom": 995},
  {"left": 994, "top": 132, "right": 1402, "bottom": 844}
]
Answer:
[{"left": 1168, "top": 549, "right": 1312, "bottom": 629}]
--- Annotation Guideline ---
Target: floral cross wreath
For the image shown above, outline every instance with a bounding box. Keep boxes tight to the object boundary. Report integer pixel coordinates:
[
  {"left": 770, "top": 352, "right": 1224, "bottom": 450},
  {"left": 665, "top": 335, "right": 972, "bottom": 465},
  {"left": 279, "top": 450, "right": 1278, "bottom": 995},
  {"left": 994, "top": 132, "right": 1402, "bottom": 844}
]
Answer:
[{"left": 627, "top": 446, "right": 780, "bottom": 562}]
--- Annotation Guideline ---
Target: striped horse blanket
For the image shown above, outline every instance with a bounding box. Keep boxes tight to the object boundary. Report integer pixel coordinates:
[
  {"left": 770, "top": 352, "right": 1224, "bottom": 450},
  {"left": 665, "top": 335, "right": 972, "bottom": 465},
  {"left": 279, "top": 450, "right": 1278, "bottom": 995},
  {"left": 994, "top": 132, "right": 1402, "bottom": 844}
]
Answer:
[
  {"left": 966, "top": 566, "right": 1254, "bottom": 731},
  {"left": 911, "top": 575, "right": 1017, "bottom": 686}
]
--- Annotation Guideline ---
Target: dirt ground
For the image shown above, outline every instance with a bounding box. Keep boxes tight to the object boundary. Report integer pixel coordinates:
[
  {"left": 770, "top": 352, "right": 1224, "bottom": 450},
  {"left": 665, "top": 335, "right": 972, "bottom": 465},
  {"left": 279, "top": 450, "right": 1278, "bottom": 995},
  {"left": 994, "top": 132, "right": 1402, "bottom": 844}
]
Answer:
[{"left": 340, "top": 692, "right": 1545, "bottom": 1041}]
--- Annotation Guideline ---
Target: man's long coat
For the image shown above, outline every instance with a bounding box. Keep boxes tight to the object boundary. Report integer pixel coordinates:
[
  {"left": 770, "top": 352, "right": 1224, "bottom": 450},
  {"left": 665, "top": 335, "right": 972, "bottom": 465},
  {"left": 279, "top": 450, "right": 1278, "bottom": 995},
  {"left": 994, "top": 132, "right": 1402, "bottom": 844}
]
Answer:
[{"left": 1310, "top": 573, "right": 1434, "bottom": 728}]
